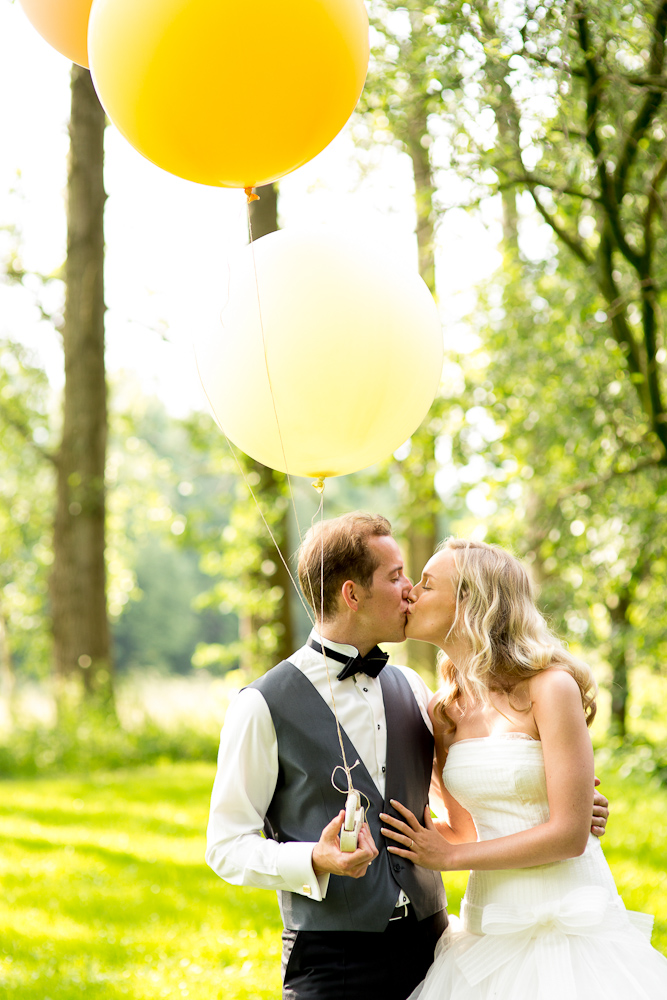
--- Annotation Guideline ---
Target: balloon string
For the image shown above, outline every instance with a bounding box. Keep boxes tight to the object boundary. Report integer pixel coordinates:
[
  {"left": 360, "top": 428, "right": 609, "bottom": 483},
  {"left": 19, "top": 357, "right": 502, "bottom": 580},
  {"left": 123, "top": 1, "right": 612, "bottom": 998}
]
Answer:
[
  {"left": 196, "top": 351, "right": 357, "bottom": 797},
  {"left": 243, "top": 199, "right": 355, "bottom": 795},
  {"left": 310, "top": 486, "right": 355, "bottom": 794},
  {"left": 245, "top": 199, "right": 307, "bottom": 550},
  {"left": 193, "top": 350, "right": 316, "bottom": 629},
  {"left": 332, "top": 764, "right": 370, "bottom": 822},
  {"left": 200, "top": 198, "right": 357, "bottom": 803}
]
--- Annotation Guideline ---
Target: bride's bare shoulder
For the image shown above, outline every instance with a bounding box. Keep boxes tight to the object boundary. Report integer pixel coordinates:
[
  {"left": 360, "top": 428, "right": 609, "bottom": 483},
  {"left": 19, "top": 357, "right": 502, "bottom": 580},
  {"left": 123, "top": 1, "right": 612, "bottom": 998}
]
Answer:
[{"left": 528, "top": 667, "right": 581, "bottom": 704}]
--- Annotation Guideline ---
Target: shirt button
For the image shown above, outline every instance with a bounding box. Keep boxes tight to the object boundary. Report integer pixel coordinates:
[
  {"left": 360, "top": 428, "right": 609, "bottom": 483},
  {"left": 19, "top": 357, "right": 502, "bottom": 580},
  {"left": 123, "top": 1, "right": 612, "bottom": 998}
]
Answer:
[
  {"left": 363, "top": 687, "right": 368, "bottom": 692},
  {"left": 382, "top": 766, "right": 386, "bottom": 773},
  {"left": 377, "top": 724, "right": 381, "bottom": 730}
]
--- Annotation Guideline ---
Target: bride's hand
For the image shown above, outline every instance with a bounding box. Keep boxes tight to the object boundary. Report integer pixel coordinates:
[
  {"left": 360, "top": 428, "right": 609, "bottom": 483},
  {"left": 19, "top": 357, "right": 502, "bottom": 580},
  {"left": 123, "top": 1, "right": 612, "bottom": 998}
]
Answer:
[{"left": 380, "top": 799, "right": 454, "bottom": 871}]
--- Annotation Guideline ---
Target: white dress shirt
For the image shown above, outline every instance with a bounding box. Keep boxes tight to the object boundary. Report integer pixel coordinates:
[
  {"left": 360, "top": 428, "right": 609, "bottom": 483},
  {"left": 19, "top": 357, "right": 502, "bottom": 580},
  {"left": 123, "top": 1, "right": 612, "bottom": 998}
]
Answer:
[{"left": 206, "top": 631, "right": 433, "bottom": 904}]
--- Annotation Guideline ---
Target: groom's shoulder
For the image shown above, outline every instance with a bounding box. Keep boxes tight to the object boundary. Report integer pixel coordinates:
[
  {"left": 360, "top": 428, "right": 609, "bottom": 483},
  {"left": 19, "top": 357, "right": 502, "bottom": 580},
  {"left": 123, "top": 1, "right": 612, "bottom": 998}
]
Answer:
[
  {"left": 391, "top": 663, "right": 434, "bottom": 697},
  {"left": 387, "top": 664, "right": 434, "bottom": 730}
]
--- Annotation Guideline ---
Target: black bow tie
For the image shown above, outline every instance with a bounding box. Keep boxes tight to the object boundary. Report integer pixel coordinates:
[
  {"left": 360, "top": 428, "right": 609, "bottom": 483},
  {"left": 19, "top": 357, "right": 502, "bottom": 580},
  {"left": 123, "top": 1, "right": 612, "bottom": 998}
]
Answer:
[{"left": 307, "top": 638, "right": 389, "bottom": 681}]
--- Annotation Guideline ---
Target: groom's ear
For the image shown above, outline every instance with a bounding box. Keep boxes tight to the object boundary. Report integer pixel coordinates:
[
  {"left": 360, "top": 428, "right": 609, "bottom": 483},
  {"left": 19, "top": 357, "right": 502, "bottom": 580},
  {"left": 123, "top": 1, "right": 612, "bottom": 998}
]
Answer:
[{"left": 341, "top": 579, "right": 360, "bottom": 612}]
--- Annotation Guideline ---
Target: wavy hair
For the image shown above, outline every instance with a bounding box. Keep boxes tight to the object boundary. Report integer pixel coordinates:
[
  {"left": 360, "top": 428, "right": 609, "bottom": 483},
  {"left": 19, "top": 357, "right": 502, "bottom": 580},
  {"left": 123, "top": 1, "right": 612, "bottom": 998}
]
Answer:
[{"left": 432, "top": 538, "right": 597, "bottom": 733}]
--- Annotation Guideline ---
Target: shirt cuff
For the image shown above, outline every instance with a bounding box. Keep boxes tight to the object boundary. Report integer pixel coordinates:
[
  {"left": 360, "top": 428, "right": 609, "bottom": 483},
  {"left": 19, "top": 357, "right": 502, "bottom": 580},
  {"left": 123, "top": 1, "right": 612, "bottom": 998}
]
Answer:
[{"left": 277, "top": 841, "right": 330, "bottom": 901}]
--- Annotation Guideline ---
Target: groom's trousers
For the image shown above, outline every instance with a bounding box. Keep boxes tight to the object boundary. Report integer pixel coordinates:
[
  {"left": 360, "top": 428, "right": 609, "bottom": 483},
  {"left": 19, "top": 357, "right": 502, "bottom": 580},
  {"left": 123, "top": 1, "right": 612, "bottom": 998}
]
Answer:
[{"left": 281, "top": 905, "right": 448, "bottom": 1000}]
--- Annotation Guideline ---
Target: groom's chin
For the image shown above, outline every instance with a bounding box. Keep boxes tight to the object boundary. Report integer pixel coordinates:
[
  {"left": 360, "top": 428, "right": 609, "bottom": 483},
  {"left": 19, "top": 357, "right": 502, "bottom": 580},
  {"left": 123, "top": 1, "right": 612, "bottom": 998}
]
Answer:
[{"left": 388, "top": 622, "right": 408, "bottom": 644}]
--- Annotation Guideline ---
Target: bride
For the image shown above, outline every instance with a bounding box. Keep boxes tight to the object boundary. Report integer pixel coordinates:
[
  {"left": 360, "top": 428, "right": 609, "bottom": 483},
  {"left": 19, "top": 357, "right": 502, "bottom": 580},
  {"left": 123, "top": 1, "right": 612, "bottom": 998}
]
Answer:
[{"left": 381, "top": 537, "right": 667, "bottom": 999}]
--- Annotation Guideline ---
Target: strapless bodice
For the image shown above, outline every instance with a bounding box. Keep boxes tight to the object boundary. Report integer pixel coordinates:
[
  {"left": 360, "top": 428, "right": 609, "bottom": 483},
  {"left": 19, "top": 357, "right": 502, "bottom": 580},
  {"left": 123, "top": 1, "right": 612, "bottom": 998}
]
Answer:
[
  {"left": 444, "top": 734, "right": 549, "bottom": 841},
  {"left": 442, "top": 734, "right": 619, "bottom": 933}
]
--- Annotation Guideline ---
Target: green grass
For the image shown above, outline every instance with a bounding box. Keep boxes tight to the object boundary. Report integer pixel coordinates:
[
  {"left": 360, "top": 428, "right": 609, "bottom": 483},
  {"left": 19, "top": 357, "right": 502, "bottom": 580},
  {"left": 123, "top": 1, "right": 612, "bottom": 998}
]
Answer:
[
  {"left": 0, "top": 763, "right": 282, "bottom": 999},
  {"left": 0, "top": 762, "right": 665, "bottom": 998}
]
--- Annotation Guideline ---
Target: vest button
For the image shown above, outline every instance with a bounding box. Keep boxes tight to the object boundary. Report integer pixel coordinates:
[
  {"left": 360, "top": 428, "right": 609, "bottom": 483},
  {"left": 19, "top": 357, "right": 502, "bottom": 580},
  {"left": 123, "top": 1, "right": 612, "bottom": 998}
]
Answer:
[{"left": 393, "top": 863, "right": 402, "bottom": 872}]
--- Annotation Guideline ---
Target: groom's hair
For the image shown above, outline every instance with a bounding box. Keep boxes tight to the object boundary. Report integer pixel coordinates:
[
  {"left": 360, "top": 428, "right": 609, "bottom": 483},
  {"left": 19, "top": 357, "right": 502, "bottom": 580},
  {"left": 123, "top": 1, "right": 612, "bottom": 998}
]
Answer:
[{"left": 298, "top": 512, "right": 392, "bottom": 621}]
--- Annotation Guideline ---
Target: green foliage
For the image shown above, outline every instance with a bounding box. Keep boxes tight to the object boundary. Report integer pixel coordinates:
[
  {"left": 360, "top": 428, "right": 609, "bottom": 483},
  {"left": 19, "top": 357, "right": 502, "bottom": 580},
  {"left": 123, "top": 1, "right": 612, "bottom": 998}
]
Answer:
[
  {"left": 0, "top": 339, "right": 54, "bottom": 680},
  {"left": 430, "top": 237, "right": 667, "bottom": 738},
  {"left": 352, "top": 0, "right": 667, "bottom": 725},
  {"left": 107, "top": 382, "right": 236, "bottom": 675},
  {"left": 440, "top": 0, "right": 667, "bottom": 455},
  {"left": 113, "top": 541, "right": 235, "bottom": 675},
  {"left": 359, "top": 1, "right": 465, "bottom": 160},
  {"left": 0, "top": 709, "right": 219, "bottom": 779},
  {"left": 180, "top": 410, "right": 290, "bottom": 674}
]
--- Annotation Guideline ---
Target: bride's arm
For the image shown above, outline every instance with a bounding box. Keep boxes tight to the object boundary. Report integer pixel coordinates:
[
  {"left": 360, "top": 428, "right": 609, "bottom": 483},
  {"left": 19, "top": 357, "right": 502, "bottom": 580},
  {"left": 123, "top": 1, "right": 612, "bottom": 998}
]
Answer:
[
  {"left": 381, "top": 669, "right": 594, "bottom": 871},
  {"left": 431, "top": 788, "right": 477, "bottom": 845},
  {"left": 427, "top": 696, "right": 477, "bottom": 845}
]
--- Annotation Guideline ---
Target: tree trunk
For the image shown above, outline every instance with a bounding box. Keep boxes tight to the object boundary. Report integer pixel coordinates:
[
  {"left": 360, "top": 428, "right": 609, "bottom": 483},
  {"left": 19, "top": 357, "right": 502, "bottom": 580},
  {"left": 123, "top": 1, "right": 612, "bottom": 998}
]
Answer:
[
  {"left": 0, "top": 607, "right": 15, "bottom": 721},
  {"left": 50, "top": 65, "right": 113, "bottom": 714},
  {"left": 244, "top": 183, "right": 294, "bottom": 670},
  {"left": 404, "top": 512, "right": 438, "bottom": 676},
  {"left": 402, "top": 63, "right": 439, "bottom": 680},
  {"left": 608, "top": 593, "right": 631, "bottom": 737}
]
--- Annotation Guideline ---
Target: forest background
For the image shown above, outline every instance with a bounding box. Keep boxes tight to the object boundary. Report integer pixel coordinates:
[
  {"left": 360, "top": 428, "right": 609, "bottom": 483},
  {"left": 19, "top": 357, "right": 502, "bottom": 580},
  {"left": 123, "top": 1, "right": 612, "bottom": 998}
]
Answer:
[{"left": 2, "top": 0, "right": 667, "bottom": 996}]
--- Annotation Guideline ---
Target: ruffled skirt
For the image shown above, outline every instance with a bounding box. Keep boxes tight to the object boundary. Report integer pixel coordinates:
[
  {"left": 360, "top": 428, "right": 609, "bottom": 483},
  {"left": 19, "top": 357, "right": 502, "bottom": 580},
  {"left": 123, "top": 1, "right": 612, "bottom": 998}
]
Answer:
[{"left": 409, "top": 886, "right": 667, "bottom": 1000}]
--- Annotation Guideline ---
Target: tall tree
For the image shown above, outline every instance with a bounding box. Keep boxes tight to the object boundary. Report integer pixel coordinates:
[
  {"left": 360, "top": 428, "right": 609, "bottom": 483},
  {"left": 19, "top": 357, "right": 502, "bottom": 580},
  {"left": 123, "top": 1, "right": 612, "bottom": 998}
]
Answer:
[
  {"left": 360, "top": 0, "right": 667, "bottom": 722},
  {"left": 186, "top": 185, "right": 295, "bottom": 677},
  {"left": 50, "top": 65, "right": 112, "bottom": 711},
  {"left": 358, "top": 1, "right": 462, "bottom": 678},
  {"left": 466, "top": 0, "right": 667, "bottom": 462},
  {"left": 462, "top": 0, "right": 667, "bottom": 733}
]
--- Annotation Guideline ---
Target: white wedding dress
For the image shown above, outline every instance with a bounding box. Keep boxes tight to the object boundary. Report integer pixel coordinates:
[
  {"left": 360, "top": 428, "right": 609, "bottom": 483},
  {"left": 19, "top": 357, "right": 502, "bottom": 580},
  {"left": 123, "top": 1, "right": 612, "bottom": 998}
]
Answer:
[{"left": 410, "top": 734, "right": 667, "bottom": 999}]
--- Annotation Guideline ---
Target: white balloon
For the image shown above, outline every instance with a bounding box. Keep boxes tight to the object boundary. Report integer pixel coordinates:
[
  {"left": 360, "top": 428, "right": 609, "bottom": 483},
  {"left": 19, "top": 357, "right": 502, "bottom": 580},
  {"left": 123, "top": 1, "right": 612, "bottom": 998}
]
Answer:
[{"left": 195, "top": 230, "right": 443, "bottom": 478}]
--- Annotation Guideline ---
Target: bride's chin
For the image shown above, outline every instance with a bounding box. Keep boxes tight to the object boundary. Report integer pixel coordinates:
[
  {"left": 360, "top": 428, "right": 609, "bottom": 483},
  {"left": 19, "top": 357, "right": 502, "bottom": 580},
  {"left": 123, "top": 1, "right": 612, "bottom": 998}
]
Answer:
[{"left": 405, "top": 619, "right": 422, "bottom": 640}]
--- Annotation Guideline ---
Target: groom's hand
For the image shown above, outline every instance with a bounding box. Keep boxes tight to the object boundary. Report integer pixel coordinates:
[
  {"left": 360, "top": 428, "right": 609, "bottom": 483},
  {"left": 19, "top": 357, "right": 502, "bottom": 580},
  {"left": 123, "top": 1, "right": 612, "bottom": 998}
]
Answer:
[
  {"left": 312, "top": 811, "right": 379, "bottom": 878},
  {"left": 591, "top": 777, "right": 609, "bottom": 838}
]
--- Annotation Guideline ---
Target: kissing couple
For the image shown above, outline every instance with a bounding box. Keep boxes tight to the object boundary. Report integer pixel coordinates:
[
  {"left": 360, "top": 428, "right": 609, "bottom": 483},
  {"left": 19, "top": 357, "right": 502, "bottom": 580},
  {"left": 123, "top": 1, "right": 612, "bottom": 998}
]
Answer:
[{"left": 207, "top": 512, "right": 667, "bottom": 999}]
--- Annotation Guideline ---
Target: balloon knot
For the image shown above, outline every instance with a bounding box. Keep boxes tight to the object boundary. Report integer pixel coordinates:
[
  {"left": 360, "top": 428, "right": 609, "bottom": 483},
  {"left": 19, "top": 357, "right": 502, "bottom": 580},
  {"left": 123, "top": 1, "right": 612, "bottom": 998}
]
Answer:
[
  {"left": 312, "top": 477, "right": 326, "bottom": 494},
  {"left": 245, "top": 186, "right": 259, "bottom": 203}
]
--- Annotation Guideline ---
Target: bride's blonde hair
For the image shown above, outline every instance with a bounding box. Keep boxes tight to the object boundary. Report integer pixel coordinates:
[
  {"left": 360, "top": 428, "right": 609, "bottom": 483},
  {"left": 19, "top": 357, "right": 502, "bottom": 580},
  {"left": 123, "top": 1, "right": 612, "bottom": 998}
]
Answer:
[{"left": 432, "top": 538, "right": 597, "bottom": 732}]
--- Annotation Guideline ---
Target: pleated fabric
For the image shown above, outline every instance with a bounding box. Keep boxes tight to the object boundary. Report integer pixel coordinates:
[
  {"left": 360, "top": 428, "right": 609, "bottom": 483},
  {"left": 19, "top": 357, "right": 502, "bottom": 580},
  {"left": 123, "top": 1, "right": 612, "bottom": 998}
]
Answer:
[{"left": 410, "top": 735, "right": 667, "bottom": 1000}]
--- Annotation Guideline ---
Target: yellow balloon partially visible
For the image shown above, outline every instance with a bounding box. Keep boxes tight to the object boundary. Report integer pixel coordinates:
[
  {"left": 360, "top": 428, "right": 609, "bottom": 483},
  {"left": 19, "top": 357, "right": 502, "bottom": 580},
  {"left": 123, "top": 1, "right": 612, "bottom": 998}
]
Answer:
[
  {"left": 20, "top": 0, "right": 93, "bottom": 67},
  {"left": 195, "top": 231, "right": 444, "bottom": 479},
  {"left": 88, "top": 0, "right": 369, "bottom": 188}
]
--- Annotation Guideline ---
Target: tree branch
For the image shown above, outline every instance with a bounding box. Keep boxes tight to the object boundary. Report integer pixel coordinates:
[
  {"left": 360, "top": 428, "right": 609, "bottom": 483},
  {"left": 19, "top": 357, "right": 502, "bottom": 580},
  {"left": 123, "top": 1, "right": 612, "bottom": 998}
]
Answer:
[
  {"left": 508, "top": 174, "right": 600, "bottom": 202},
  {"left": 527, "top": 183, "right": 593, "bottom": 265},
  {"left": 596, "top": 228, "right": 646, "bottom": 389},
  {"left": 642, "top": 154, "right": 667, "bottom": 262},
  {"left": 624, "top": 73, "right": 667, "bottom": 92},
  {"left": 558, "top": 455, "right": 665, "bottom": 497},
  {"left": 615, "top": 0, "right": 667, "bottom": 200},
  {"left": 575, "top": 3, "right": 644, "bottom": 271}
]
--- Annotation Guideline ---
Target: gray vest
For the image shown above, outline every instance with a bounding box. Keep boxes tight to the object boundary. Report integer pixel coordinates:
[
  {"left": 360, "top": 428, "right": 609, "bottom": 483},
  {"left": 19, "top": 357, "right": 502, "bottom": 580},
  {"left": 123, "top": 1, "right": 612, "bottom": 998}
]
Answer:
[{"left": 249, "top": 660, "right": 448, "bottom": 932}]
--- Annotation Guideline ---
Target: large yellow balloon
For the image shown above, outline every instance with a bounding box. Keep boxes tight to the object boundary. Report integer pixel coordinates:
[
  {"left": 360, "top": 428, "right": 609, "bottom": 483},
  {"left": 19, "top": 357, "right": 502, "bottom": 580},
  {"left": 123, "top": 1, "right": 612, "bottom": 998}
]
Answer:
[
  {"left": 88, "top": 0, "right": 369, "bottom": 188},
  {"left": 195, "top": 231, "right": 444, "bottom": 479},
  {"left": 20, "top": 0, "right": 93, "bottom": 68}
]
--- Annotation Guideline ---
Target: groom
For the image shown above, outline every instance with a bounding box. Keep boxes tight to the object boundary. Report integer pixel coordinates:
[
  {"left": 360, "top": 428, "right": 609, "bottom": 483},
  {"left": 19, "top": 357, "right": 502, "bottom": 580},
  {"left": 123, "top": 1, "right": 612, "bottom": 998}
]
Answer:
[{"left": 206, "top": 512, "right": 608, "bottom": 1000}]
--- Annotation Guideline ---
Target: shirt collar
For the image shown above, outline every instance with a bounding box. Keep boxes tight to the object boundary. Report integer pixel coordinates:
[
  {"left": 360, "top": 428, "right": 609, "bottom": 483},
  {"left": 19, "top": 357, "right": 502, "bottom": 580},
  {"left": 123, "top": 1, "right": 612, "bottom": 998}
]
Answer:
[{"left": 308, "top": 629, "right": 361, "bottom": 662}]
